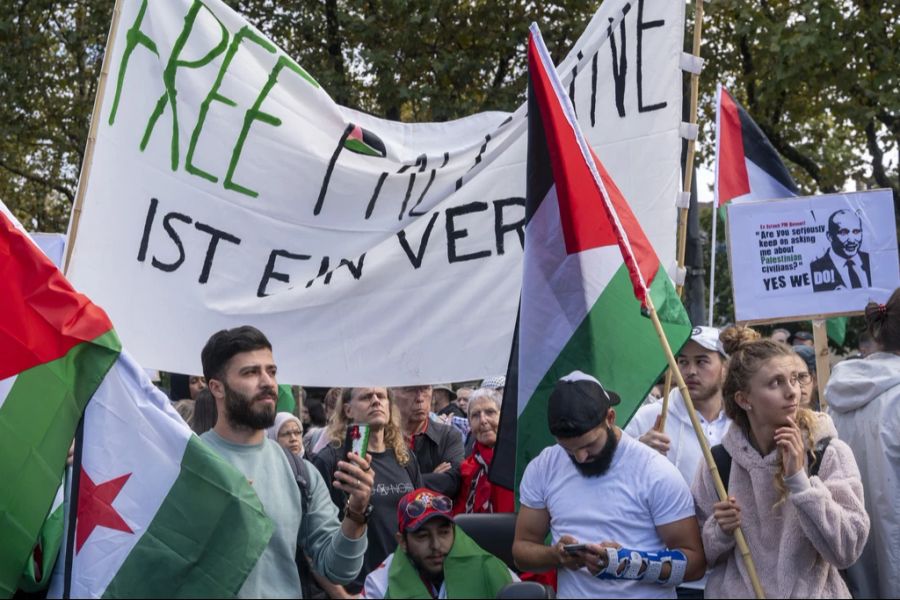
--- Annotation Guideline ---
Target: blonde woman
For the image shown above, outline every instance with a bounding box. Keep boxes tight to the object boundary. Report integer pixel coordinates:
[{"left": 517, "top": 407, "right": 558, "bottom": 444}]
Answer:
[
  {"left": 312, "top": 387, "right": 423, "bottom": 595},
  {"left": 692, "top": 327, "right": 869, "bottom": 598}
]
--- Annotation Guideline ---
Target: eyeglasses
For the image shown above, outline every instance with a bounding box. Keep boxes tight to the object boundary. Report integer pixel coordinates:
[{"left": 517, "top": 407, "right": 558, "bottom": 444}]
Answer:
[
  {"left": 406, "top": 494, "right": 453, "bottom": 518},
  {"left": 797, "top": 373, "right": 812, "bottom": 384}
]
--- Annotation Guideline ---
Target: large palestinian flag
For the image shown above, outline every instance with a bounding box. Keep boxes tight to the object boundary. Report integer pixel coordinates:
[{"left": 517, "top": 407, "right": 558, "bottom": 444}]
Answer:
[
  {"left": 491, "top": 26, "right": 692, "bottom": 490},
  {"left": 0, "top": 206, "right": 272, "bottom": 598},
  {"left": 713, "top": 84, "right": 846, "bottom": 343}
]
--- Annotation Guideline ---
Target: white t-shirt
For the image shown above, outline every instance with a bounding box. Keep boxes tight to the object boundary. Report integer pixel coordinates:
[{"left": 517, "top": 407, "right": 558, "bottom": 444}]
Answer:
[{"left": 519, "top": 432, "right": 695, "bottom": 599}]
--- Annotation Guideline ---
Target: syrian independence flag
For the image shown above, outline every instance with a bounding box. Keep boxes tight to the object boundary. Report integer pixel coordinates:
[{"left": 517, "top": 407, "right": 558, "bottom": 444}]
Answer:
[
  {"left": 491, "top": 26, "right": 692, "bottom": 490},
  {"left": 714, "top": 83, "right": 799, "bottom": 207},
  {"left": 713, "top": 84, "right": 846, "bottom": 344},
  {"left": 0, "top": 207, "right": 273, "bottom": 598}
]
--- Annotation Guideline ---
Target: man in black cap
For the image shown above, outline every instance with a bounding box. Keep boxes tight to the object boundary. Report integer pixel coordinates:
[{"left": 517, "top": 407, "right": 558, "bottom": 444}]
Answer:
[{"left": 512, "top": 371, "right": 705, "bottom": 599}]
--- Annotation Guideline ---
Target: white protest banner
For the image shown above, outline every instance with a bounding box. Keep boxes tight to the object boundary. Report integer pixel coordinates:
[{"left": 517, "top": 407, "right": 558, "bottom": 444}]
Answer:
[
  {"left": 728, "top": 189, "right": 899, "bottom": 324},
  {"left": 67, "top": 0, "right": 686, "bottom": 385}
]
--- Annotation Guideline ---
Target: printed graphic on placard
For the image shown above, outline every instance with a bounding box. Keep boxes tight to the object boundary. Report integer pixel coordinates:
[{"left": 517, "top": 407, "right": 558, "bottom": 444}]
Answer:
[
  {"left": 809, "top": 209, "right": 871, "bottom": 292},
  {"left": 727, "top": 189, "right": 898, "bottom": 323}
]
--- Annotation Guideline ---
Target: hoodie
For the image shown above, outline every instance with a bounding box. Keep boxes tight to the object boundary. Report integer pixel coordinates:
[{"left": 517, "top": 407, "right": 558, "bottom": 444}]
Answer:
[
  {"left": 692, "top": 413, "right": 869, "bottom": 598},
  {"left": 626, "top": 388, "right": 731, "bottom": 484},
  {"left": 826, "top": 352, "right": 900, "bottom": 599}
]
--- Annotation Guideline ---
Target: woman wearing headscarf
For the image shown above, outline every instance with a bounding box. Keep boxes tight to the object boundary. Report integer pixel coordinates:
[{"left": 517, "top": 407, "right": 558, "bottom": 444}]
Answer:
[{"left": 267, "top": 412, "right": 304, "bottom": 456}]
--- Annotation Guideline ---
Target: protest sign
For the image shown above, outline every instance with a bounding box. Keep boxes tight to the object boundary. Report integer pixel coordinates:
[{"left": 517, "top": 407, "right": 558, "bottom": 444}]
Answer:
[
  {"left": 67, "top": 0, "right": 686, "bottom": 385},
  {"left": 728, "top": 189, "right": 899, "bottom": 324}
]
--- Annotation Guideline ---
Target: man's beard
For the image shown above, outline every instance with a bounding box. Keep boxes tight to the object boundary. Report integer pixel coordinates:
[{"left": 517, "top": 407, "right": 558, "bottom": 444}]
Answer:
[
  {"left": 569, "top": 426, "right": 619, "bottom": 477},
  {"left": 689, "top": 380, "right": 723, "bottom": 404},
  {"left": 407, "top": 551, "right": 445, "bottom": 584},
  {"left": 224, "top": 383, "right": 277, "bottom": 431}
]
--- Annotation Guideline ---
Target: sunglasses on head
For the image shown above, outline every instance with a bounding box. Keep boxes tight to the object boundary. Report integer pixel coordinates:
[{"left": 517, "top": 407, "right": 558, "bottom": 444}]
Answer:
[{"left": 406, "top": 494, "right": 453, "bottom": 518}]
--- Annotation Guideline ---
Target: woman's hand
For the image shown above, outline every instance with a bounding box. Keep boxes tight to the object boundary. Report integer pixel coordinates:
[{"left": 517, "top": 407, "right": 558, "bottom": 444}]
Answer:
[
  {"left": 774, "top": 416, "right": 806, "bottom": 477},
  {"left": 712, "top": 496, "right": 742, "bottom": 535}
]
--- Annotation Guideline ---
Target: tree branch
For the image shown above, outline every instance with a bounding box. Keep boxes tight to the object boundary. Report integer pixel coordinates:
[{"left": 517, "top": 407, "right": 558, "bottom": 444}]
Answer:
[
  {"left": 865, "top": 120, "right": 899, "bottom": 194},
  {"left": 757, "top": 122, "right": 835, "bottom": 193},
  {"left": 0, "top": 158, "right": 75, "bottom": 204}
]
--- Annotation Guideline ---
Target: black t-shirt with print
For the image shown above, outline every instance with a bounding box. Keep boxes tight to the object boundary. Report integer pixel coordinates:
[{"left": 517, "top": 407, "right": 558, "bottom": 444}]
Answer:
[{"left": 313, "top": 444, "right": 422, "bottom": 589}]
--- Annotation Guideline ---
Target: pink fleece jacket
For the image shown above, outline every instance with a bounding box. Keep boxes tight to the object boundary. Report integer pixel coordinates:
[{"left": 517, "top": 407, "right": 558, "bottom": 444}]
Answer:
[{"left": 692, "top": 413, "right": 870, "bottom": 598}]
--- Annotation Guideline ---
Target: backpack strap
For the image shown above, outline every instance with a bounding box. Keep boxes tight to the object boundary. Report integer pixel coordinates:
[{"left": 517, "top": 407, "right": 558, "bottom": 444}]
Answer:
[
  {"left": 281, "top": 446, "right": 312, "bottom": 514},
  {"left": 281, "top": 446, "right": 315, "bottom": 598},
  {"left": 710, "top": 444, "right": 732, "bottom": 492},
  {"left": 809, "top": 436, "right": 832, "bottom": 478}
]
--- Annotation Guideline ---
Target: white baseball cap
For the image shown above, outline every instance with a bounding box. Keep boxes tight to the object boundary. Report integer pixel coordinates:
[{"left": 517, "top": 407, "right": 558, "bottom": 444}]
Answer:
[{"left": 687, "top": 326, "right": 727, "bottom": 357}]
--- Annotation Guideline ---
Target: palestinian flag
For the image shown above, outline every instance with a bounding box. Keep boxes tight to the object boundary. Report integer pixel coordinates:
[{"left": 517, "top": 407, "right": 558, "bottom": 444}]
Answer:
[
  {"left": 344, "top": 124, "right": 387, "bottom": 158},
  {"left": 491, "top": 26, "right": 692, "bottom": 490},
  {"left": 0, "top": 207, "right": 273, "bottom": 598},
  {"left": 713, "top": 84, "right": 846, "bottom": 344},
  {"left": 714, "top": 83, "right": 798, "bottom": 207}
]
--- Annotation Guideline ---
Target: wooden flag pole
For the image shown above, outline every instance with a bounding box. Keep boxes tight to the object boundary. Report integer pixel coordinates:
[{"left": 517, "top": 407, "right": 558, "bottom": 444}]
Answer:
[
  {"left": 645, "top": 294, "right": 766, "bottom": 599},
  {"left": 662, "top": 0, "right": 706, "bottom": 427},
  {"left": 63, "top": 0, "right": 125, "bottom": 275},
  {"left": 811, "top": 320, "right": 831, "bottom": 410},
  {"left": 674, "top": 0, "right": 705, "bottom": 296}
]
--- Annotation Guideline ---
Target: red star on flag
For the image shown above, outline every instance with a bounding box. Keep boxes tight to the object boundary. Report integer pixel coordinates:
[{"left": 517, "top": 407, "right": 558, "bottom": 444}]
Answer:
[{"left": 76, "top": 470, "right": 134, "bottom": 553}]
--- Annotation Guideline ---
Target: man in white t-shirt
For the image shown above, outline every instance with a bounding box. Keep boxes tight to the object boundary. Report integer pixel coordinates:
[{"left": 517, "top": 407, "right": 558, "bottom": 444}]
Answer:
[{"left": 513, "top": 372, "right": 705, "bottom": 599}]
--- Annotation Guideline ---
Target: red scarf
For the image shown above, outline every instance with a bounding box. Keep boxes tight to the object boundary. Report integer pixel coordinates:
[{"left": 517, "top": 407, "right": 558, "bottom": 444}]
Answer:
[{"left": 466, "top": 442, "right": 494, "bottom": 513}]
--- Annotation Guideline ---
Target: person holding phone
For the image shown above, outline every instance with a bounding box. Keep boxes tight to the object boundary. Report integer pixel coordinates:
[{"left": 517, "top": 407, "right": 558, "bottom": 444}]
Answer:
[
  {"left": 513, "top": 372, "right": 706, "bottom": 599},
  {"left": 314, "top": 387, "right": 423, "bottom": 595},
  {"left": 198, "top": 326, "right": 371, "bottom": 598}
]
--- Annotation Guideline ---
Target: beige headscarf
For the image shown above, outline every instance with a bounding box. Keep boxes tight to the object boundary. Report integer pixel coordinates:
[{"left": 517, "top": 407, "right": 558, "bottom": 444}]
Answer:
[{"left": 267, "top": 412, "right": 304, "bottom": 456}]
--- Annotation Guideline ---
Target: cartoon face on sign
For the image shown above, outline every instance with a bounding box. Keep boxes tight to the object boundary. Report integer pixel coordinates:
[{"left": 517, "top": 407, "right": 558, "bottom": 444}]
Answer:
[{"left": 810, "top": 209, "right": 871, "bottom": 292}]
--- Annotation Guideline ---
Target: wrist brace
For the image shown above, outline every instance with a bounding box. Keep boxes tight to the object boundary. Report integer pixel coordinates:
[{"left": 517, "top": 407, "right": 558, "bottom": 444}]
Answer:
[{"left": 596, "top": 548, "right": 688, "bottom": 586}]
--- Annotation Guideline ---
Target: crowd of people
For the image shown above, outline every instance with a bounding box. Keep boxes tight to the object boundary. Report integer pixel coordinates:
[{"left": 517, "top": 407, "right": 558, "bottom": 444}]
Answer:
[{"left": 139, "top": 288, "right": 898, "bottom": 599}]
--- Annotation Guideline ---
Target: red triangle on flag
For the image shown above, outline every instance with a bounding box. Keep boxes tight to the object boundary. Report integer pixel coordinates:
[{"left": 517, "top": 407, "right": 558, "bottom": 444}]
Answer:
[
  {"left": 0, "top": 212, "right": 113, "bottom": 379},
  {"left": 527, "top": 33, "right": 661, "bottom": 305}
]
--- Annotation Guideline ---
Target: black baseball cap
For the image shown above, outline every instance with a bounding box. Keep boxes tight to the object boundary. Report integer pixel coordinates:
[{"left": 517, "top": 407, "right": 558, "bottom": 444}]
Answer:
[{"left": 548, "top": 371, "right": 620, "bottom": 439}]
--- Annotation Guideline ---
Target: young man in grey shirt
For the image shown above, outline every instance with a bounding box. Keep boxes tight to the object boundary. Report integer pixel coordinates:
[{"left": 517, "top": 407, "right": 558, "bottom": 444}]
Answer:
[{"left": 200, "top": 326, "right": 373, "bottom": 598}]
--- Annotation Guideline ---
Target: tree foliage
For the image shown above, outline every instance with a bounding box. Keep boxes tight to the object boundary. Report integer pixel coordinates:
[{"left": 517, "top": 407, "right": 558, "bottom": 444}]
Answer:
[
  {"left": 0, "top": 0, "right": 896, "bottom": 250},
  {"left": 700, "top": 0, "right": 899, "bottom": 229}
]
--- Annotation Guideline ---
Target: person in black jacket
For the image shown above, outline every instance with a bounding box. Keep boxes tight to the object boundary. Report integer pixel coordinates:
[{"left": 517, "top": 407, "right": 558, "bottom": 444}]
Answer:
[{"left": 392, "top": 385, "right": 464, "bottom": 497}]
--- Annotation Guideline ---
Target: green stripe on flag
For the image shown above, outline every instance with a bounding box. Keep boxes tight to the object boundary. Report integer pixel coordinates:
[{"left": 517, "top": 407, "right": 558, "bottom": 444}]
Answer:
[
  {"left": 826, "top": 317, "right": 847, "bottom": 345},
  {"left": 276, "top": 384, "right": 296, "bottom": 414},
  {"left": 516, "top": 266, "right": 691, "bottom": 487},
  {"left": 0, "top": 330, "right": 120, "bottom": 598},
  {"left": 103, "top": 435, "right": 273, "bottom": 598}
]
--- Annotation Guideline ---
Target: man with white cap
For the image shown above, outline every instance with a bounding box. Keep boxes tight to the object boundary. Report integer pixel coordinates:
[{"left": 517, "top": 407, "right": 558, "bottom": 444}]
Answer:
[
  {"left": 626, "top": 326, "right": 731, "bottom": 485},
  {"left": 513, "top": 371, "right": 705, "bottom": 598}
]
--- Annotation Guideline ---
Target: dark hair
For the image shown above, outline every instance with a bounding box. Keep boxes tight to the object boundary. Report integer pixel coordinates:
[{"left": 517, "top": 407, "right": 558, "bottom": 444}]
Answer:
[
  {"left": 865, "top": 288, "right": 900, "bottom": 352},
  {"left": 306, "top": 398, "right": 327, "bottom": 428},
  {"left": 191, "top": 388, "right": 218, "bottom": 435},
  {"left": 201, "top": 326, "right": 272, "bottom": 382},
  {"left": 168, "top": 373, "right": 190, "bottom": 401}
]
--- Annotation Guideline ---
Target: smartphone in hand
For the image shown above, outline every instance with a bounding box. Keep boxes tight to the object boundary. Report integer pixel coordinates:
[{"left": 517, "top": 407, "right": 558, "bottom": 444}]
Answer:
[
  {"left": 344, "top": 423, "right": 371, "bottom": 459},
  {"left": 563, "top": 543, "right": 587, "bottom": 555}
]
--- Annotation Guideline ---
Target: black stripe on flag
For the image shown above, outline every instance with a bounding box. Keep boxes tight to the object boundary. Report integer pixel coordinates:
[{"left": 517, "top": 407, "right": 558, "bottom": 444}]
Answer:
[{"left": 735, "top": 101, "right": 799, "bottom": 195}]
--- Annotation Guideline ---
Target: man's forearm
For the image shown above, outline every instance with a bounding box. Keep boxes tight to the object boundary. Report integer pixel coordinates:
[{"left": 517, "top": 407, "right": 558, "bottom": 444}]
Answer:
[{"left": 512, "top": 540, "right": 560, "bottom": 573}]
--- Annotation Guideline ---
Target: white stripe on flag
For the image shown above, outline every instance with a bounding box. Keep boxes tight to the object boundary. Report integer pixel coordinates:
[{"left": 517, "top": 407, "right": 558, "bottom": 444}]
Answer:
[
  {"left": 0, "top": 374, "right": 16, "bottom": 410},
  {"left": 66, "top": 350, "right": 191, "bottom": 599},
  {"left": 518, "top": 187, "right": 622, "bottom": 416}
]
